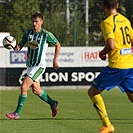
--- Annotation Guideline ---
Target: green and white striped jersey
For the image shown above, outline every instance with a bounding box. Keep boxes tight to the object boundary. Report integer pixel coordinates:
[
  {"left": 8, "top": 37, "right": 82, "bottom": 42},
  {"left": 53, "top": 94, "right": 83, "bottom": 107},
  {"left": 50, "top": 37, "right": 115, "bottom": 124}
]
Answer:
[{"left": 19, "top": 29, "right": 59, "bottom": 67}]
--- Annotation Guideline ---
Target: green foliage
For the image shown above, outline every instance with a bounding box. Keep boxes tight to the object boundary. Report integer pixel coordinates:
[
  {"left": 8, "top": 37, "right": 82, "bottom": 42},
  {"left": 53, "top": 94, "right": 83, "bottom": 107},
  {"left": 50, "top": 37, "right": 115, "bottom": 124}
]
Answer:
[
  {"left": 0, "top": 0, "right": 130, "bottom": 46},
  {"left": 42, "top": 1, "right": 67, "bottom": 46},
  {"left": 4, "top": 0, "right": 40, "bottom": 42},
  {"left": 124, "top": 0, "right": 133, "bottom": 27},
  {"left": 0, "top": 4, "right": 5, "bottom": 31}
]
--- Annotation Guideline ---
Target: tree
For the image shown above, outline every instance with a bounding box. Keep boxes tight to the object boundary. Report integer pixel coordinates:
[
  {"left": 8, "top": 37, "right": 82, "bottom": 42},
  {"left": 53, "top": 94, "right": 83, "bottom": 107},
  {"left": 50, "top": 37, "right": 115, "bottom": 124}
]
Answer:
[
  {"left": 4, "top": 0, "right": 40, "bottom": 42},
  {"left": 124, "top": 0, "right": 133, "bottom": 27},
  {"left": 0, "top": 0, "right": 131, "bottom": 46}
]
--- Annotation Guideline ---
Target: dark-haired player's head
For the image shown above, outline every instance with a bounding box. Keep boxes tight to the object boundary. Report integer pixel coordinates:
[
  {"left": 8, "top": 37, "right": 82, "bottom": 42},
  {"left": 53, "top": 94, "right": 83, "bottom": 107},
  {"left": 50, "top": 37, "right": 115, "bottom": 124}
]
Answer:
[
  {"left": 103, "top": 0, "right": 118, "bottom": 9},
  {"left": 31, "top": 11, "right": 44, "bottom": 32},
  {"left": 31, "top": 11, "right": 44, "bottom": 21}
]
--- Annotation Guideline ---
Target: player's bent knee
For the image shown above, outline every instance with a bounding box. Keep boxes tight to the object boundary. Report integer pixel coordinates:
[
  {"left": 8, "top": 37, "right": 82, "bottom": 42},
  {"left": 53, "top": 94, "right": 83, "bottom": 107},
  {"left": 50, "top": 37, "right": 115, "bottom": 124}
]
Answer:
[
  {"left": 20, "top": 85, "right": 28, "bottom": 94},
  {"left": 129, "top": 97, "right": 133, "bottom": 102},
  {"left": 88, "top": 88, "right": 94, "bottom": 98},
  {"left": 87, "top": 89, "right": 91, "bottom": 96},
  {"left": 32, "top": 90, "right": 37, "bottom": 95},
  {"left": 88, "top": 86, "right": 102, "bottom": 99},
  {"left": 32, "top": 88, "right": 38, "bottom": 95},
  {"left": 127, "top": 93, "right": 133, "bottom": 102}
]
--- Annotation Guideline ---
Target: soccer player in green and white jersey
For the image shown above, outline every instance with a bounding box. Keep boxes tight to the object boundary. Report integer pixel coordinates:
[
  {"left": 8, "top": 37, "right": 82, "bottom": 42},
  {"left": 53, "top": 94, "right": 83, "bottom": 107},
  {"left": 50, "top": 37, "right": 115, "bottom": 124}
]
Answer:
[
  {"left": 87, "top": 0, "right": 133, "bottom": 133},
  {"left": 6, "top": 11, "right": 61, "bottom": 119}
]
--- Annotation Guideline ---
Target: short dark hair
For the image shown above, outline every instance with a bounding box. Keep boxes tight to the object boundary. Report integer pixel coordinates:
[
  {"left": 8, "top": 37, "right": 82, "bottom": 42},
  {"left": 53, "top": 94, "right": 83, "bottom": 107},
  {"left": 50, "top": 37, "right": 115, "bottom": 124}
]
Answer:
[
  {"left": 31, "top": 11, "right": 44, "bottom": 20},
  {"left": 103, "top": 0, "right": 118, "bottom": 9}
]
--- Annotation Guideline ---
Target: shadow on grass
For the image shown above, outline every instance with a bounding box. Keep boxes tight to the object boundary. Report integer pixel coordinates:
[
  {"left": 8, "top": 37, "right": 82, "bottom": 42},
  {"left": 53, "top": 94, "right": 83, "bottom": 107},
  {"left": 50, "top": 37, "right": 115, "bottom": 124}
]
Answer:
[
  {"left": 0, "top": 117, "right": 132, "bottom": 121},
  {"left": 1, "top": 117, "right": 99, "bottom": 121}
]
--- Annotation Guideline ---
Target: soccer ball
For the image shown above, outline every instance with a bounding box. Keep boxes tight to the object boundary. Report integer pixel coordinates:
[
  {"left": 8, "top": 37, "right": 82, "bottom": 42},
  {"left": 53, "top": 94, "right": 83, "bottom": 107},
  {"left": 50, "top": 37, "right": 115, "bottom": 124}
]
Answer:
[{"left": 3, "top": 35, "right": 16, "bottom": 49}]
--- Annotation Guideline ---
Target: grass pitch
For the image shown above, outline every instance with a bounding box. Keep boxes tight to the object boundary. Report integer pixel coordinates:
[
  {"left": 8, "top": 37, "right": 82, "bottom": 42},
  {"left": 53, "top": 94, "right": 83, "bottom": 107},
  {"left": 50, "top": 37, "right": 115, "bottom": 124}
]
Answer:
[{"left": 0, "top": 88, "right": 133, "bottom": 133}]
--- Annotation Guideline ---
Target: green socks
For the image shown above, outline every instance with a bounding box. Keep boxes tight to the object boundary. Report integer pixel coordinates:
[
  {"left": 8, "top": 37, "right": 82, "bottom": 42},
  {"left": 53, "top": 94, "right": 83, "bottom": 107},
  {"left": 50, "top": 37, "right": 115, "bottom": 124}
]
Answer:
[
  {"left": 39, "top": 90, "right": 54, "bottom": 106},
  {"left": 14, "top": 90, "right": 54, "bottom": 115},
  {"left": 15, "top": 94, "right": 27, "bottom": 115}
]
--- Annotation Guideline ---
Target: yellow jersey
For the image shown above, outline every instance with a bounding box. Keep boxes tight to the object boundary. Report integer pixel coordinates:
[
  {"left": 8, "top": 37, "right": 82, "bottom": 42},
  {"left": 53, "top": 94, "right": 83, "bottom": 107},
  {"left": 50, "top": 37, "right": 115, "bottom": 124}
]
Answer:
[{"left": 101, "top": 13, "right": 133, "bottom": 68}]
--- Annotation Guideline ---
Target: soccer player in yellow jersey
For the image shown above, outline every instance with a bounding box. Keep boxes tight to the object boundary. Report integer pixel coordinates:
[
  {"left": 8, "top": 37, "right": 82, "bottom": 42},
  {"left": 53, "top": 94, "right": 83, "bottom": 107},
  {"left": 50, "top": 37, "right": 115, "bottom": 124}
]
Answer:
[{"left": 87, "top": 0, "right": 133, "bottom": 133}]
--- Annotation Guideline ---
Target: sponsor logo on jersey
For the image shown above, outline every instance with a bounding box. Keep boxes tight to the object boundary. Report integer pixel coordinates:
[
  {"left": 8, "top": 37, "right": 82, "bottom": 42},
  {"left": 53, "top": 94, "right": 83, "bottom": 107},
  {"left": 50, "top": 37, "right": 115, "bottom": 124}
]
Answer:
[
  {"left": 106, "top": 32, "right": 111, "bottom": 36},
  {"left": 120, "top": 48, "right": 132, "bottom": 55},
  {"left": 28, "top": 41, "right": 39, "bottom": 49}
]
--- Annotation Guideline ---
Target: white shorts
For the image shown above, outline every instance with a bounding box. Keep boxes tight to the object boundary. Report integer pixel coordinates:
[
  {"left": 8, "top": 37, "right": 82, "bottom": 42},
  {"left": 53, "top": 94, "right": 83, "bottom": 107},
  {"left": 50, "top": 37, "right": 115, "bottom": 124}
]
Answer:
[{"left": 27, "top": 66, "right": 45, "bottom": 82}]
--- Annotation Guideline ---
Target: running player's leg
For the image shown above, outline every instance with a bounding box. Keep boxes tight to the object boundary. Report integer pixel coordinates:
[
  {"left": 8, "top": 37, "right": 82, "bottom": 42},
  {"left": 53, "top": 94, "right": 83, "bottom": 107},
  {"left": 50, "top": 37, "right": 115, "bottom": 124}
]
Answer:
[
  {"left": 88, "top": 87, "right": 112, "bottom": 127},
  {"left": 30, "top": 66, "right": 58, "bottom": 117},
  {"left": 29, "top": 66, "right": 55, "bottom": 106},
  {"left": 32, "top": 81, "right": 55, "bottom": 106},
  {"left": 87, "top": 67, "right": 126, "bottom": 132},
  {"left": 15, "top": 76, "right": 33, "bottom": 114},
  {"left": 6, "top": 76, "right": 33, "bottom": 119},
  {"left": 32, "top": 81, "right": 58, "bottom": 117}
]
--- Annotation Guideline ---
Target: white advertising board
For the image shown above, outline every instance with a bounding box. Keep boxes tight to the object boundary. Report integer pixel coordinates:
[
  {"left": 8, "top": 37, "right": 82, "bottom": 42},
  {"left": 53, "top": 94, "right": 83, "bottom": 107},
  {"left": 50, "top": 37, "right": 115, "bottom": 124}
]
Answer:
[
  {"left": 0, "top": 48, "right": 7, "bottom": 67},
  {"left": 83, "top": 47, "right": 108, "bottom": 66},
  {"left": 46, "top": 47, "right": 83, "bottom": 67},
  {"left": 0, "top": 46, "right": 108, "bottom": 68},
  {"left": 0, "top": 32, "right": 10, "bottom": 47}
]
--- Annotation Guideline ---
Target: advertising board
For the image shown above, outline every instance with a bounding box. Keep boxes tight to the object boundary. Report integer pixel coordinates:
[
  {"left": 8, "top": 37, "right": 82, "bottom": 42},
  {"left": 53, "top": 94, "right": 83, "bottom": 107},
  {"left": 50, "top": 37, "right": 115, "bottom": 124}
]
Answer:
[
  {"left": 0, "top": 47, "right": 108, "bottom": 68},
  {"left": 0, "top": 46, "right": 107, "bottom": 86}
]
